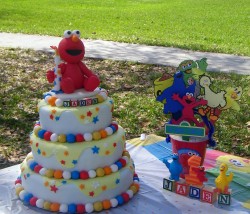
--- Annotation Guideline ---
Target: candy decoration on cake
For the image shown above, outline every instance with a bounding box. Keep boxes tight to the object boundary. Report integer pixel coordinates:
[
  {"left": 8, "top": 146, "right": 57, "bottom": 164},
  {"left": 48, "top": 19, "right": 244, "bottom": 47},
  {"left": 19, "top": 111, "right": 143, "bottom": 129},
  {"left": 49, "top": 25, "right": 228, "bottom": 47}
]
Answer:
[
  {"left": 47, "top": 30, "right": 100, "bottom": 93},
  {"left": 16, "top": 30, "right": 139, "bottom": 213}
]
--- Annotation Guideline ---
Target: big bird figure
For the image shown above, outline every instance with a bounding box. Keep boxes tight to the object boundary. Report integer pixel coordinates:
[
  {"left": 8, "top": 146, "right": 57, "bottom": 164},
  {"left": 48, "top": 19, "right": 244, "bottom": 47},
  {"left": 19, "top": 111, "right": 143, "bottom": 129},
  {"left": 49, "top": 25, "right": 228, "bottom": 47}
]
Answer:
[{"left": 215, "top": 163, "right": 234, "bottom": 194}]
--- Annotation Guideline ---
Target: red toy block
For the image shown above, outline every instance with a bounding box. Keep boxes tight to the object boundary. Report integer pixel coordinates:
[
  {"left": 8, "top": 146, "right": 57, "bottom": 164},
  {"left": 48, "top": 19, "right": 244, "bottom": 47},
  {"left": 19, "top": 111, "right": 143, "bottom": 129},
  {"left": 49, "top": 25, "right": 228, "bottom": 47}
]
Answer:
[
  {"left": 201, "top": 186, "right": 217, "bottom": 204},
  {"left": 175, "top": 182, "right": 189, "bottom": 196}
]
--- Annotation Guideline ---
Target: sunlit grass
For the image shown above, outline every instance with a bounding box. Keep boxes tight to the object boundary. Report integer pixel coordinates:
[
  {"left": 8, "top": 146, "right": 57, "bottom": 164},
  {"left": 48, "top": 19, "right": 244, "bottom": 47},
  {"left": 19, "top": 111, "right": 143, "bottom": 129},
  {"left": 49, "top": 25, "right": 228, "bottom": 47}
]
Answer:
[{"left": 0, "top": 0, "right": 249, "bottom": 55}]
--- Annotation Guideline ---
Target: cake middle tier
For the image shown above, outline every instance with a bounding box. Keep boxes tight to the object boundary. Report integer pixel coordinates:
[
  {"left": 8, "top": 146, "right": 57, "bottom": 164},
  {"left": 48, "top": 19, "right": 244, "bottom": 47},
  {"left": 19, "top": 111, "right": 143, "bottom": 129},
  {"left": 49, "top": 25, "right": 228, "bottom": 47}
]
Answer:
[
  {"left": 30, "top": 127, "right": 126, "bottom": 171},
  {"left": 38, "top": 96, "right": 114, "bottom": 135}
]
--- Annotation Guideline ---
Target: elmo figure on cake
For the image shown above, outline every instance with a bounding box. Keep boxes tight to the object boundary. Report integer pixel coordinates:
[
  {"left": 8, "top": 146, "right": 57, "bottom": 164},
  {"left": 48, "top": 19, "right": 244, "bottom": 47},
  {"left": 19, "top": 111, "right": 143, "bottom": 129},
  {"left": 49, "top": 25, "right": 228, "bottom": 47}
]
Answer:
[{"left": 47, "top": 30, "right": 100, "bottom": 93}]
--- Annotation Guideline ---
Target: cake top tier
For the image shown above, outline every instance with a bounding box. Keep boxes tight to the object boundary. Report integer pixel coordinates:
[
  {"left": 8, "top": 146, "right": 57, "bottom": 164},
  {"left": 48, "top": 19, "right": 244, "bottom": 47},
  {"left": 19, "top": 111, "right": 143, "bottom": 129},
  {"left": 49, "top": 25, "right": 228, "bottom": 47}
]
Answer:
[{"left": 46, "top": 30, "right": 100, "bottom": 94}]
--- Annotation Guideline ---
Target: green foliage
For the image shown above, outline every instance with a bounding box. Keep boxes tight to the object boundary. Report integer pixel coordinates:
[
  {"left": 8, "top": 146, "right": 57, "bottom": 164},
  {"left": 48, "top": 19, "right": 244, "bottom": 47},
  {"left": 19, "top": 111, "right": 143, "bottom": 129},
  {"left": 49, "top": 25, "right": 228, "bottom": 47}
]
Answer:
[
  {"left": 0, "top": 48, "right": 249, "bottom": 169},
  {"left": 0, "top": 0, "right": 249, "bottom": 55}
]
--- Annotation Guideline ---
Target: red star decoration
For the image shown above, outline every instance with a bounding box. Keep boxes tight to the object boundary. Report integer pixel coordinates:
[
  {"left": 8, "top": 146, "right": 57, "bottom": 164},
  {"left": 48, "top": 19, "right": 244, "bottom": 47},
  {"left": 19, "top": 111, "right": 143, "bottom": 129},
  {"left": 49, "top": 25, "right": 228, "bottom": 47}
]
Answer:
[
  {"left": 113, "top": 143, "right": 117, "bottom": 147},
  {"left": 60, "top": 160, "right": 66, "bottom": 165},
  {"left": 87, "top": 111, "right": 92, "bottom": 117},
  {"left": 50, "top": 114, "right": 54, "bottom": 120},
  {"left": 50, "top": 185, "right": 58, "bottom": 193},
  {"left": 89, "top": 191, "right": 94, "bottom": 197},
  {"left": 36, "top": 143, "right": 39, "bottom": 147},
  {"left": 24, "top": 174, "right": 27, "bottom": 180}
]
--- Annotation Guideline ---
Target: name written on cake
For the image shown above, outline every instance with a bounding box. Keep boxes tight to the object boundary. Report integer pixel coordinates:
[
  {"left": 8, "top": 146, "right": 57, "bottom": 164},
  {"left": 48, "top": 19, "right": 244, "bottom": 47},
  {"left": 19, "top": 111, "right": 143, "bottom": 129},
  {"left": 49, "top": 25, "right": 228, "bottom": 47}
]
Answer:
[{"left": 63, "top": 98, "right": 98, "bottom": 107}]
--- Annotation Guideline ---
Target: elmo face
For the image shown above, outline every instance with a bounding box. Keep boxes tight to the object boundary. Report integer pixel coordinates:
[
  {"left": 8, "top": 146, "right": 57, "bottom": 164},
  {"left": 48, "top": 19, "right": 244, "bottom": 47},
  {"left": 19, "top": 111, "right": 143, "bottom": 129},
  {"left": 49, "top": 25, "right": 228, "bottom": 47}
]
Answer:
[
  {"left": 58, "top": 30, "right": 85, "bottom": 63},
  {"left": 184, "top": 92, "right": 195, "bottom": 104}
]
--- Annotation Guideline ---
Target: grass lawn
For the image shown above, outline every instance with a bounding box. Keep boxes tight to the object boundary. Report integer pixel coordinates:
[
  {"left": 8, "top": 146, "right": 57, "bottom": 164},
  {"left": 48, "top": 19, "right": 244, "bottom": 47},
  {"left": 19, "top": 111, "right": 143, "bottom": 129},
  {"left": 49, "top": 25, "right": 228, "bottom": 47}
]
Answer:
[
  {"left": 0, "top": 48, "right": 249, "bottom": 169},
  {"left": 0, "top": 0, "right": 249, "bottom": 56}
]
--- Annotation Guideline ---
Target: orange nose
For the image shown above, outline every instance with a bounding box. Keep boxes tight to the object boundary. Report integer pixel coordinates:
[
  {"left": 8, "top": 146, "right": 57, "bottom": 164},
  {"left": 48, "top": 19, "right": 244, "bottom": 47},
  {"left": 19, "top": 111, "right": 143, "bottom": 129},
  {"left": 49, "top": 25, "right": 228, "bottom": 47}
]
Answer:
[{"left": 71, "top": 35, "right": 79, "bottom": 42}]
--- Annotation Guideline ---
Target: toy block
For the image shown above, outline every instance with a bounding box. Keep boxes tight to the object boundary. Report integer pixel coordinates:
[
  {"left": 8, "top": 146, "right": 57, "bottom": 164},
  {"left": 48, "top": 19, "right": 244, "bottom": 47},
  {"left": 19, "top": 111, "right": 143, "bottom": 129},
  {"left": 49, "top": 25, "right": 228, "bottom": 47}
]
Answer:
[
  {"left": 189, "top": 185, "right": 201, "bottom": 199},
  {"left": 163, "top": 178, "right": 175, "bottom": 192},
  {"left": 201, "top": 186, "right": 217, "bottom": 204},
  {"left": 175, "top": 180, "right": 189, "bottom": 196},
  {"left": 218, "top": 191, "right": 231, "bottom": 205}
]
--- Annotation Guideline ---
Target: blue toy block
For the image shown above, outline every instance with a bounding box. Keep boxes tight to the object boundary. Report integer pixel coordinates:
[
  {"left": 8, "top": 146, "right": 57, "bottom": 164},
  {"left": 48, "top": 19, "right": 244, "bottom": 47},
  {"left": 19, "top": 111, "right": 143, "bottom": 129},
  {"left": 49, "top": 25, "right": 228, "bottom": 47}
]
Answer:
[
  {"left": 218, "top": 193, "right": 231, "bottom": 205},
  {"left": 189, "top": 186, "right": 201, "bottom": 199},
  {"left": 163, "top": 178, "right": 175, "bottom": 192}
]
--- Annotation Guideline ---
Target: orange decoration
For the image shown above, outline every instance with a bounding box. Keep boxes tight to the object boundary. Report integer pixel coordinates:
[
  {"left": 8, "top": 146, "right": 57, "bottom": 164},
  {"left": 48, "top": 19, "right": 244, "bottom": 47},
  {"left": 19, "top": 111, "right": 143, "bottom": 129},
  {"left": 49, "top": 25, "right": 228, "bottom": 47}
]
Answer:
[
  {"left": 102, "top": 185, "right": 107, "bottom": 191},
  {"left": 44, "top": 181, "right": 49, "bottom": 187},
  {"left": 51, "top": 109, "right": 57, "bottom": 114},
  {"left": 50, "top": 203, "right": 60, "bottom": 212},
  {"left": 42, "top": 151, "right": 46, "bottom": 156},
  {"left": 54, "top": 170, "right": 63, "bottom": 179},
  {"left": 64, "top": 151, "right": 69, "bottom": 156},
  {"left": 103, "top": 166, "right": 112, "bottom": 175},
  {"left": 48, "top": 96, "right": 57, "bottom": 106},
  {"left": 105, "top": 150, "right": 110, "bottom": 155},
  {"left": 79, "top": 184, "right": 85, "bottom": 190},
  {"left": 100, "top": 130, "right": 107, "bottom": 138},
  {"left": 102, "top": 200, "right": 111, "bottom": 210},
  {"left": 133, "top": 183, "right": 140, "bottom": 191}
]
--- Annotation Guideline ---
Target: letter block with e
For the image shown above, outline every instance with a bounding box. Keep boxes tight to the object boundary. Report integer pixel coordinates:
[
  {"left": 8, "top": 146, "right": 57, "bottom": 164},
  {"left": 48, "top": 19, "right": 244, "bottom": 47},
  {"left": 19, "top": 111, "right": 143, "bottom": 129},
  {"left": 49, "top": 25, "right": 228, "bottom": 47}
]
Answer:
[{"left": 201, "top": 187, "right": 217, "bottom": 204}]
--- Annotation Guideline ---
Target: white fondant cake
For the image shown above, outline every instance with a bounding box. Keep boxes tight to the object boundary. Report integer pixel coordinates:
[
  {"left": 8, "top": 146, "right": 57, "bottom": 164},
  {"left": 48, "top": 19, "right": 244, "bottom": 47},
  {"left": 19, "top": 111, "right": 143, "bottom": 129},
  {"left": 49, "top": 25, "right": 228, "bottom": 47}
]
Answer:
[{"left": 16, "top": 89, "right": 139, "bottom": 213}]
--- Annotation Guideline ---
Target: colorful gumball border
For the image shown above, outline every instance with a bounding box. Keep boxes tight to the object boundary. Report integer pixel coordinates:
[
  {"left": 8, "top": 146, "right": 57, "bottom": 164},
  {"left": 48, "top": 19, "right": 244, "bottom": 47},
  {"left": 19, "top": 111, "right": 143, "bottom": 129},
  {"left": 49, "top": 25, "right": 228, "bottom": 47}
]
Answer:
[
  {"left": 15, "top": 175, "right": 140, "bottom": 213},
  {"left": 26, "top": 152, "right": 131, "bottom": 180},
  {"left": 33, "top": 122, "right": 119, "bottom": 143}
]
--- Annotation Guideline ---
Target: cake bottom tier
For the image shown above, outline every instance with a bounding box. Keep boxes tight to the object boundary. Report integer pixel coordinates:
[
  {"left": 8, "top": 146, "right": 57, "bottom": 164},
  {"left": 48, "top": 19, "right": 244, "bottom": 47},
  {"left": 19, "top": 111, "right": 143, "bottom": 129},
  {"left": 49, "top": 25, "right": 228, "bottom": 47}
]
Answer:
[{"left": 15, "top": 156, "right": 140, "bottom": 213}]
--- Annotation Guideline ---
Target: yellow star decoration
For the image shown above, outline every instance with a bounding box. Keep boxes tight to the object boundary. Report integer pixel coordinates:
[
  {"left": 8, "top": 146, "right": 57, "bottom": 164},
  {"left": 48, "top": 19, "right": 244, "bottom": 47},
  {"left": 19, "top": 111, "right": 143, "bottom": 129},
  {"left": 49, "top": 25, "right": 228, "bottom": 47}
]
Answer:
[
  {"left": 51, "top": 109, "right": 57, "bottom": 114},
  {"left": 102, "top": 185, "right": 107, "bottom": 191},
  {"left": 79, "top": 184, "right": 85, "bottom": 190},
  {"left": 42, "top": 151, "right": 46, "bottom": 156},
  {"left": 64, "top": 151, "right": 69, "bottom": 156},
  {"left": 21, "top": 167, "right": 25, "bottom": 172},
  {"left": 80, "top": 114, "right": 85, "bottom": 119},
  {"left": 105, "top": 150, "right": 110, "bottom": 155},
  {"left": 44, "top": 181, "right": 49, "bottom": 187},
  {"left": 96, "top": 107, "right": 99, "bottom": 112}
]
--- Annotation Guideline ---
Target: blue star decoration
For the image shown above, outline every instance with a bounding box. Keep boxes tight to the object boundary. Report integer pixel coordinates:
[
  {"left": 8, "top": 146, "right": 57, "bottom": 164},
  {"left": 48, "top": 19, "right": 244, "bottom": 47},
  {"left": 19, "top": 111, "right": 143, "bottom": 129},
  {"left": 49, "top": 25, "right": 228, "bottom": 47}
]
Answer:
[
  {"left": 115, "top": 179, "right": 120, "bottom": 184},
  {"left": 92, "top": 116, "right": 99, "bottom": 124},
  {"left": 72, "top": 160, "right": 78, "bottom": 165},
  {"left": 92, "top": 146, "right": 100, "bottom": 154},
  {"left": 37, "top": 149, "right": 41, "bottom": 155},
  {"left": 55, "top": 116, "right": 60, "bottom": 121},
  {"left": 109, "top": 100, "right": 114, "bottom": 105}
]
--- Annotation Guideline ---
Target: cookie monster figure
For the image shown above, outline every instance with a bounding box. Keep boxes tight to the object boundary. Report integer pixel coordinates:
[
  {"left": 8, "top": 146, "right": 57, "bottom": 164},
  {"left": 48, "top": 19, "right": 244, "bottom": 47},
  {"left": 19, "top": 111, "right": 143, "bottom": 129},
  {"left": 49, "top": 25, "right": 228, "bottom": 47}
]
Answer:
[
  {"left": 156, "top": 71, "right": 196, "bottom": 121},
  {"left": 47, "top": 30, "right": 100, "bottom": 93},
  {"left": 163, "top": 154, "right": 183, "bottom": 181}
]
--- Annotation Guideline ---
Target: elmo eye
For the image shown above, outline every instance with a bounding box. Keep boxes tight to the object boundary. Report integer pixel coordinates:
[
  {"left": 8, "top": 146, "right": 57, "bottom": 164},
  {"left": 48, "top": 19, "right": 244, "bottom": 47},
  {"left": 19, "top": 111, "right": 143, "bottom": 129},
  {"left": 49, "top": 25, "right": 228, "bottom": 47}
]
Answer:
[
  {"left": 188, "top": 152, "right": 192, "bottom": 156},
  {"left": 189, "top": 93, "right": 193, "bottom": 97},
  {"left": 186, "top": 92, "right": 190, "bottom": 96},
  {"left": 64, "top": 30, "right": 72, "bottom": 38},
  {"left": 73, "top": 30, "right": 81, "bottom": 38}
]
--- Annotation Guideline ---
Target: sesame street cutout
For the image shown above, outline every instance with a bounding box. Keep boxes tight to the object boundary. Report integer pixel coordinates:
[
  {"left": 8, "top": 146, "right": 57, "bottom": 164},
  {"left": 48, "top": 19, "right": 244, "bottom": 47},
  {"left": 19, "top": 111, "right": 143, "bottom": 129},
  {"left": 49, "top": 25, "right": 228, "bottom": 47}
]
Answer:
[
  {"left": 155, "top": 58, "right": 243, "bottom": 149},
  {"left": 47, "top": 30, "right": 100, "bottom": 94}
]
